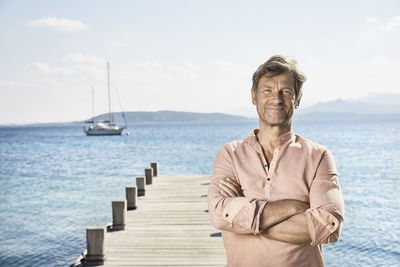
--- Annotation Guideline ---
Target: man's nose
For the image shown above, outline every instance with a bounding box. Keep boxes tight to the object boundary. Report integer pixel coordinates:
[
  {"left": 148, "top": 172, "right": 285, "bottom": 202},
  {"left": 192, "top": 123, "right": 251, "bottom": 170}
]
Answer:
[{"left": 270, "top": 89, "right": 283, "bottom": 102}]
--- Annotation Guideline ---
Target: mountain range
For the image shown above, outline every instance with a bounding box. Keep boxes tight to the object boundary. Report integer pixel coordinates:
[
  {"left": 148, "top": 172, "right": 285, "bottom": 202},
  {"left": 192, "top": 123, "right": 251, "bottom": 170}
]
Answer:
[
  {"left": 87, "top": 110, "right": 251, "bottom": 124},
  {"left": 295, "top": 93, "right": 400, "bottom": 120}
]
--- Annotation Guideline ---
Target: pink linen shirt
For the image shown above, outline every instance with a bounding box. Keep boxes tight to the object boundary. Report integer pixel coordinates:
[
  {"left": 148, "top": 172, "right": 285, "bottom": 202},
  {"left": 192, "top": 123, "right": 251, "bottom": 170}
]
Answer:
[{"left": 208, "top": 130, "right": 344, "bottom": 267}]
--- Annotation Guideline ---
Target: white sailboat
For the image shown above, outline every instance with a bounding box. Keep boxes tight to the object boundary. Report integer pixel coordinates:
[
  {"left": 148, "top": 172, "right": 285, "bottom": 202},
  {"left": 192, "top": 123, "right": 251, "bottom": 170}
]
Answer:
[{"left": 84, "top": 62, "right": 127, "bottom": 136}]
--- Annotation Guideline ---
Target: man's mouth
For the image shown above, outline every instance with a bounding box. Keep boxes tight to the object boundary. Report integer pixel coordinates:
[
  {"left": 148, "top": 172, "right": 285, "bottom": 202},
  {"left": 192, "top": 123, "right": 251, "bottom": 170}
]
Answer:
[{"left": 266, "top": 106, "right": 284, "bottom": 111}]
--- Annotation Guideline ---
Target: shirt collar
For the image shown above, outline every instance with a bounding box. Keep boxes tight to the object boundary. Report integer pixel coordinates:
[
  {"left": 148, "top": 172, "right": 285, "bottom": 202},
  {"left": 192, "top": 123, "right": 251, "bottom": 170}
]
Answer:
[{"left": 244, "top": 129, "right": 295, "bottom": 152}]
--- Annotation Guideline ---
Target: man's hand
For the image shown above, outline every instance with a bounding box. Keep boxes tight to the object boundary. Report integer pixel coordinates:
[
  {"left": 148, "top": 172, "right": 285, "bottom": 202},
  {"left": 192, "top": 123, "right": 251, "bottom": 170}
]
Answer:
[{"left": 218, "top": 177, "right": 244, "bottom": 197}]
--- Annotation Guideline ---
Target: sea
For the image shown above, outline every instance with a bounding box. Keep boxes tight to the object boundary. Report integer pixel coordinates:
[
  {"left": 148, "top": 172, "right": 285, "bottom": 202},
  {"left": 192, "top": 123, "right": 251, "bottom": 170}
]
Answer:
[{"left": 0, "top": 118, "right": 399, "bottom": 267}]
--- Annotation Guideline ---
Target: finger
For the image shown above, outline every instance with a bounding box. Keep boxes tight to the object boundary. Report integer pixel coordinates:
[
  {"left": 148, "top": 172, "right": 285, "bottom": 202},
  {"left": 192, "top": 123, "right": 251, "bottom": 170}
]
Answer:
[
  {"left": 219, "top": 183, "right": 236, "bottom": 197},
  {"left": 225, "top": 178, "right": 242, "bottom": 191},
  {"left": 220, "top": 179, "right": 240, "bottom": 191},
  {"left": 226, "top": 178, "right": 244, "bottom": 197},
  {"left": 218, "top": 183, "right": 237, "bottom": 197},
  {"left": 221, "top": 181, "right": 242, "bottom": 197},
  {"left": 225, "top": 177, "right": 240, "bottom": 186},
  {"left": 220, "top": 179, "right": 242, "bottom": 196},
  {"left": 219, "top": 182, "right": 237, "bottom": 196},
  {"left": 219, "top": 190, "right": 229, "bottom": 197}
]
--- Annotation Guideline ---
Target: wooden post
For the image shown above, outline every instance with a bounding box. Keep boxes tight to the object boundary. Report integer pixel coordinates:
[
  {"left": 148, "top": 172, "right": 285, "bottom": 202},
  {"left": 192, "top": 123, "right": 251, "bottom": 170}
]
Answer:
[
  {"left": 126, "top": 186, "right": 137, "bottom": 210},
  {"left": 136, "top": 176, "right": 145, "bottom": 196},
  {"left": 86, "top": 227, "right": 106, "bottom": 265},
  {"left": 145, "top": 168, "right": 153, "bottom": 185},
  {"left": 151, "top": 162, "right": 158, "bottom": 177},
  {"left": 112, "top": 200, "right": 127, "bottom": 230}
]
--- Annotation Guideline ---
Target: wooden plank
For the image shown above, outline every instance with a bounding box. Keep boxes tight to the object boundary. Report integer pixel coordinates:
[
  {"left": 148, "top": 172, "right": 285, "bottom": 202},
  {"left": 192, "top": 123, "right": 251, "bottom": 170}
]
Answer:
[{"left": 98, "top": 175, "right": 226, "bottom": 266}]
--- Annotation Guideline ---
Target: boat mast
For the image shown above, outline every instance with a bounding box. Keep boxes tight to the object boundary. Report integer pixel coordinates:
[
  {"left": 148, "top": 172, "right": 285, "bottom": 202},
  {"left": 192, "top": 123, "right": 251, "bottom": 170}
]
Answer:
[
  {"left": 107, "top": 62, "right": 112, "bottom": 123},
  {"left": 91, "top": 86, "right": 95, "bottom": 122}
]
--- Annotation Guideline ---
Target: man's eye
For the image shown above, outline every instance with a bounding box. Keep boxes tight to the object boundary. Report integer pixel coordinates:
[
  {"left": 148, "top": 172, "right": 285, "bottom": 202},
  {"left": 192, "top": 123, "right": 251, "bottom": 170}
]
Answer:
[
  {"left": 283, "top": 89, "right": 292, "bottom": 94},
  {"left": 263, "top": 89, "right": 272, "bottom": 92}
]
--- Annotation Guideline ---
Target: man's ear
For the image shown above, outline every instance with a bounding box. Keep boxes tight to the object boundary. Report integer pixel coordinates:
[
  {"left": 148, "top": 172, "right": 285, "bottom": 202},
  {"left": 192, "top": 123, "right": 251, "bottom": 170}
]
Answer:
[{"left": 251, "top": 88, "right": 256, "bottom": 105}]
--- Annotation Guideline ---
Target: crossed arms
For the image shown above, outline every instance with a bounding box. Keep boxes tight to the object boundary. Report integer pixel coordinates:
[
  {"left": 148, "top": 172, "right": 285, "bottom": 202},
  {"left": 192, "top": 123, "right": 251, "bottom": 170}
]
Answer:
[
  {"left": 207, "top": 145, "right": 345, "bottom": 246},
  {"left": 218, "top": 177, "right": 311, "bottom": 244}
]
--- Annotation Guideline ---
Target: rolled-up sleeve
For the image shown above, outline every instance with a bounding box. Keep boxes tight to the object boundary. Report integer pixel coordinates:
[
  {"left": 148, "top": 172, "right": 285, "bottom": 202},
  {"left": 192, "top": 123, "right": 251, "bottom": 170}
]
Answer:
[
  {"left": 305, "top": 148, "right": 345, "bottom": 246},
  {"left": 207, "top": 145, "right": 267, "bottom": 235}
]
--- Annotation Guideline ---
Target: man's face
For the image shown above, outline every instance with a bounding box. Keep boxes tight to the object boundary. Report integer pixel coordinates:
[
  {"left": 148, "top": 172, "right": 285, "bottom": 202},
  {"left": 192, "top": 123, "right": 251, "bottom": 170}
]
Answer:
[{"left": 251, "top": 72, "right": 299, "bottom": 128}]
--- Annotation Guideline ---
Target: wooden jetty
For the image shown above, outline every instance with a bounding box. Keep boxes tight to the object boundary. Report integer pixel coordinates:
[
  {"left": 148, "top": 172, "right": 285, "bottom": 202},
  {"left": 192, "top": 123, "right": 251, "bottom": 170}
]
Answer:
[{"left": 71, "top": 165, "right": 226, "bottom": 266}]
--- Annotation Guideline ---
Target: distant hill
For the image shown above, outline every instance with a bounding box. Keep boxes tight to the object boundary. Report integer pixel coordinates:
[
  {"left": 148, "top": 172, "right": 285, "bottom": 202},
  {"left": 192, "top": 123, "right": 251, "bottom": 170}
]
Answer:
[
  {"left": 87, "top": 110, "right": 253, "bottom": 124},
  {"left": 294, "top": 93, "right": 400, "bottom": 120}
]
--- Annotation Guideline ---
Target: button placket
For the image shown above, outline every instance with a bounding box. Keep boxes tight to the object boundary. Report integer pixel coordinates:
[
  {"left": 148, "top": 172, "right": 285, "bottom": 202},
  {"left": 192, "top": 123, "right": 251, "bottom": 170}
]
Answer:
[{"left": 270, "top": 147, "right": 280, "bottom": 175}]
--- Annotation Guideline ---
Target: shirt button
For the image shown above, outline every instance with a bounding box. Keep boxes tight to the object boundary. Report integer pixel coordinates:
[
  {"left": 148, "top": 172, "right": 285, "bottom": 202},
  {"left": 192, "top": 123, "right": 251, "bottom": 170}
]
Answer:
[
  {"left": 225, "top": 213, "right": 229, "bottom": 217},
  {"left": 267, "top": 178, "right": 271, "bottom": 181},
  {"left": 264, "top": 164, "right": 267, "bottom": 167}
]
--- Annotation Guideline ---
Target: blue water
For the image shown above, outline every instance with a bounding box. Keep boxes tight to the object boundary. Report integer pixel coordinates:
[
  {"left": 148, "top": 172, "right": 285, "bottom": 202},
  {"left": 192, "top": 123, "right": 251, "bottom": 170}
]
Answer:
[{"left": 0, "top": 119, "right": 399, "bottom": 267}]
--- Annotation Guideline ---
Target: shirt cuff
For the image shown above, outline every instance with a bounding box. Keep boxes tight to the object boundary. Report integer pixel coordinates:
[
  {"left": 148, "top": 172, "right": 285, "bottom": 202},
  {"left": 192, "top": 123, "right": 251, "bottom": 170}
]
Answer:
[
  {"left": 223, "top": 197, "right": 267, "bottom": 234},
  {"left": 306, "top": 208, "right": 339, "bottom": 246}
]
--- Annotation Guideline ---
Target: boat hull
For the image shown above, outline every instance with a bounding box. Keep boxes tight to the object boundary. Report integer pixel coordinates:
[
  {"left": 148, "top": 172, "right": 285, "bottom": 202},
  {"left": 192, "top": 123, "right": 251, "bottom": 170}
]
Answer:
[
  {"left": 83, "top": 125, "right": 124, "bottom": 136},
  {"left": 84, "top": 129, "right": 124, "bottom": 136}
]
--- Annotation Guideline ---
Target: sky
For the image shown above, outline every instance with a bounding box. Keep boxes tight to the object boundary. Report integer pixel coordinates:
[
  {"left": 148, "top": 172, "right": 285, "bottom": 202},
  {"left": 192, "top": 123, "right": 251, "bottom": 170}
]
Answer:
[{"left": 0, "top": 0, "right": 399, "bottom": 124}]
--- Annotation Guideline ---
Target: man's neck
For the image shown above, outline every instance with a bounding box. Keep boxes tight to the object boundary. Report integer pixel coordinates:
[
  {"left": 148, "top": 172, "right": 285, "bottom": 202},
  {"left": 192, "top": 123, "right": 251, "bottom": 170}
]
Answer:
[{"left": 257, "top": 122, "right": 291, "bottom": 153}]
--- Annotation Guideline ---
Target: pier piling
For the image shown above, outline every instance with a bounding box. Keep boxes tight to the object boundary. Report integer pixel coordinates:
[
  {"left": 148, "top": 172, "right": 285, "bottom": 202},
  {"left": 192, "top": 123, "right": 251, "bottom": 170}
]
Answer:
[
  {"left": 136, "top": 176, "right": 145, "bottom": 196},
  {"left": 145, "top": 168, "right": 153, "bottom": 185},
  {"left": 125, "top": 186, "right": 137, "bottom": 210},
  {"left": 112, "top": 200, "right": 126, "bottom": 230},
  {"left": 85, "top": 227, "right": 106, "bottom": 265},
  {"left": 151, "top": 162, "right": 158, "bottom": 176}
]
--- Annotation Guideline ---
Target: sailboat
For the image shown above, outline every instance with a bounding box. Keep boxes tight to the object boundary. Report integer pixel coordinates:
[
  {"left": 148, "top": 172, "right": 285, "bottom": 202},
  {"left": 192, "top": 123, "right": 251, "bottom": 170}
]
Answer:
[{"left": 84, "top": 62, "right": 127, "bottom": 136}]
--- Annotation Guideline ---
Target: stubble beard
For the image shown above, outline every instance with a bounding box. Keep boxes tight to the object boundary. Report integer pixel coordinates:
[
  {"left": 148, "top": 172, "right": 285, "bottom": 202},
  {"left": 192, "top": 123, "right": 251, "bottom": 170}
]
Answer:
[{"left": 257, "top": 104, "right": 293, "bottom": 128}]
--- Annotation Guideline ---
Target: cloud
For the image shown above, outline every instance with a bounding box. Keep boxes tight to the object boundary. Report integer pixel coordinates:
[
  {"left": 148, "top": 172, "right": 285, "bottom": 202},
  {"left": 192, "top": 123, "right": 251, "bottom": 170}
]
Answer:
[
  {"left": 384, "top": 16, "right": 400, "bottom": 31},
  {"left": 28, "top": 17, "right": 88, "bottom": 32},
  {"left": 25, "top": 53, "right": 106, "bottom": 83},
  {"left": 0, "top": 80, "right": 34, "bottom": 88},
  {"left": 365, "top": 16, "right": 378, "bottom": 24},
  {"left": 28, "top": 61, "right": 52, "bottom": 74},
  {"left": 27, "top": 61, "right": 75, "bottom": 75},
  {"left": 364, "top": 15, "right": 400, "bottom": 32},
  {"left": 64, "top": 53, "right": 105, "bottom": 65},
  {"left": 114, "top": 60, "right": 253, "bottom": 113},
  {"left": 37, "top": 78, "right": 62, "bottom": 89},
  {"left": 63, "top": 53, "right": 106, "bottom": 81}
]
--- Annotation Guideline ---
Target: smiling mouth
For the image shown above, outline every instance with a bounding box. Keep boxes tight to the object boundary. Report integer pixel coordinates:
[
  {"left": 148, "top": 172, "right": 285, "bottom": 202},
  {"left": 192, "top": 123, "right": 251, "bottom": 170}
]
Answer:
[{"left": 266, "top": 106, "right": 284, "bottom": 111}]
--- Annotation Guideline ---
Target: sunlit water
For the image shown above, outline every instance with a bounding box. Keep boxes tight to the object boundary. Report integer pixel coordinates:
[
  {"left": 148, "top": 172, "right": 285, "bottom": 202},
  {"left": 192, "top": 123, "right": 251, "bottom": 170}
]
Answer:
[{"left": 0, "top": 119, "right": 399, "bottom": 266}]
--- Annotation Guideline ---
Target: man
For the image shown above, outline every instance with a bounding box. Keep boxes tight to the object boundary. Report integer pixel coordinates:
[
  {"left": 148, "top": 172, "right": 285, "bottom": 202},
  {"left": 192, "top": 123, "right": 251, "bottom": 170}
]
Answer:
[{"left": 207, "top": 55, "right": 344, "bottom": 267}]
